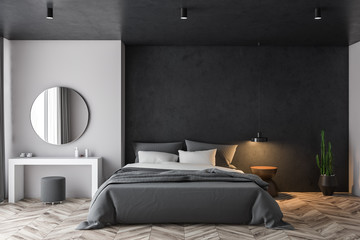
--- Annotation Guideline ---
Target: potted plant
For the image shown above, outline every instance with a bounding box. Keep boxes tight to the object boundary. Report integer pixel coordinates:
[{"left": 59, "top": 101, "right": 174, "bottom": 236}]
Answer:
[{"left": 315, "top": 130, "right": 337, "bottom": 196}]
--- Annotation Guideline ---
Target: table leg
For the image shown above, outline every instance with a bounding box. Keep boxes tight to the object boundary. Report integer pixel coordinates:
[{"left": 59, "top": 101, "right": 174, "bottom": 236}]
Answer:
[
  {"left": 91, "top": 163, "right": 97, "bottom": 198},
  {"left": 91, "top": 159, "right": 102, "bottom": 198},
  {"left": 9, "top": 164, "right": 24, "bottom": 203}
]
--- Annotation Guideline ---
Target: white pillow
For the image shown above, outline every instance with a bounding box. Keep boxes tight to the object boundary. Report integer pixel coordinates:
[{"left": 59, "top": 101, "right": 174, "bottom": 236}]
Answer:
[
  {"left": 178, "top": 149, "right": 217, "bottom": 166},
  {"left": 138, "top": 151, "right": 179, "bottom": 163}
]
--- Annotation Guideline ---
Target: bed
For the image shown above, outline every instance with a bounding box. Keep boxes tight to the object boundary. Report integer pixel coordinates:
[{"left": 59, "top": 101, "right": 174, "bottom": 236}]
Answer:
[{"left": 77, "top": 162, "right": 292, "bottom": 230}]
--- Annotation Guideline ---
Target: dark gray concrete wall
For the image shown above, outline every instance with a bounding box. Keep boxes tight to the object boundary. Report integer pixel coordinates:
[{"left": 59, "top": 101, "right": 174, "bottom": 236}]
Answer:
[{"left": 125, "top": 46, "right": 348, "bottom": 192}]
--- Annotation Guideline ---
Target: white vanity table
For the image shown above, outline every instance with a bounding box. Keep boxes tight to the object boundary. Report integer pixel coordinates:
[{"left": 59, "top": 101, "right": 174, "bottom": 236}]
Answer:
[{"left": 8, "top": 157, "right": 102, "bottom": 203}]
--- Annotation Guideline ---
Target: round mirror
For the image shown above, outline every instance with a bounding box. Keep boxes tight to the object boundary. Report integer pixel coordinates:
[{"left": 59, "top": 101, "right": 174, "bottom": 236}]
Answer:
[{"left": 30, "top": 87, "right": 89, "bottom": 145}]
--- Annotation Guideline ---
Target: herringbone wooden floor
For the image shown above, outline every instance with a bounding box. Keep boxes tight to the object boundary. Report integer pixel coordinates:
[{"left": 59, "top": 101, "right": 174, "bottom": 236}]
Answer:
[{"left": 0, "top": 192, "right": 359, "bottom": 240}]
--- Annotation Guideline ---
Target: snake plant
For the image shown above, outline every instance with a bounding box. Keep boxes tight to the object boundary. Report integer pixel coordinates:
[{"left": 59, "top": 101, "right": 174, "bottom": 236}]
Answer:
[{"left": 315, "top": 130, "right": 333, "bottom": 176}]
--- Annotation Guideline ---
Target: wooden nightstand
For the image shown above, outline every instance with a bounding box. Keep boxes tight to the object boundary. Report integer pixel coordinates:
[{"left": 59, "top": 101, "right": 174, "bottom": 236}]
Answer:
[{"left": 250, "top": 166, "right": 278, "bottom": 197}]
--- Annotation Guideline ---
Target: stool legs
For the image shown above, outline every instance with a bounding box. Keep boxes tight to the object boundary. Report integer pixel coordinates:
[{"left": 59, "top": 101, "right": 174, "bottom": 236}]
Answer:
[{"left": 266, "top": 179, "right": 279, "bottom": 197}]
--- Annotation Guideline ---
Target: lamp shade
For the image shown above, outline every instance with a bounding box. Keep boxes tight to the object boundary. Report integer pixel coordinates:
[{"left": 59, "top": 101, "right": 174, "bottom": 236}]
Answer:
[{"left": 251, "top": 132, "right": 268, "bottom": 142}]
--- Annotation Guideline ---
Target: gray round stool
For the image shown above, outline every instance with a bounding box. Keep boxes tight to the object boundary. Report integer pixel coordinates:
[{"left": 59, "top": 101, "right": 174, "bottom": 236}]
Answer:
[{"left": 41, "top": 176, "right": 66, "bottom": 204}]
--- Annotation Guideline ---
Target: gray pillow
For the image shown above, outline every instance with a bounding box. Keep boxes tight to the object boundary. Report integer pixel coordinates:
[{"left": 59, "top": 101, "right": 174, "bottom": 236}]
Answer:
[
  {"left": 185, "top": 140, "right": 238, "bottom": 168},
  {"left": 133, "top": 142, "right": 184, "bottom": 163}
]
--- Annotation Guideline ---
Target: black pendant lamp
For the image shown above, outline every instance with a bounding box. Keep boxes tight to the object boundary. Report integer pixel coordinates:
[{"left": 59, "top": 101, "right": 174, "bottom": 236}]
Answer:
[
  {"left": 251, "top": 132, "right": 268, "bottom": 142},
  {"left": 251, "top": 43, "right": 268, "bottom": 142}
]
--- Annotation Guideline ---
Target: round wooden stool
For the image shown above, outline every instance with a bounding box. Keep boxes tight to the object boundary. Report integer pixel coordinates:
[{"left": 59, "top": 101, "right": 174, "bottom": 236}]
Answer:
[{"left": 250, "top": 166, "right": 278, "bottom": 197}]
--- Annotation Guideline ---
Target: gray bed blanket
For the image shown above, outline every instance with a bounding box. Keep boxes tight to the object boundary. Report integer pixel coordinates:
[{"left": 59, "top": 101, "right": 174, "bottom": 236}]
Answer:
[{"left": 77, "top": 167, "right": 293, "bottom": 230}]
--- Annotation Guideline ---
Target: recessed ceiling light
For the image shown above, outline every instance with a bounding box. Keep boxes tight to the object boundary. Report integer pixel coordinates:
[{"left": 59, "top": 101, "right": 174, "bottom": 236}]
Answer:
[
  {"left": 314, "top": 7, "right": 322, "bottom": 20},
  {"left": 47, "top": 7, "right": 54, "bottom": 20},
  {"left": 181, "top": 8, "right": 187, "bottom": 20}
]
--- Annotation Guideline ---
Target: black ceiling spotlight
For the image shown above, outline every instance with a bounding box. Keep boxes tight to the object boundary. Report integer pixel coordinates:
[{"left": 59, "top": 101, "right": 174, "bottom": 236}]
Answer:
[
  {"left": 181, "top": 7, "right": 187, "bottom": 20},
  {"left": 46, "top": 7, "right": 54, "bottom": 20},
  {"left": 315, "top": 7, "right": 322, "bottom": 20}
]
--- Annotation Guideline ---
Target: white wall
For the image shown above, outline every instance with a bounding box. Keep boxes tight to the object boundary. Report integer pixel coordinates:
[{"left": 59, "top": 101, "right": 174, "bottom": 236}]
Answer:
[
  {"left": 349, "top": 42, "right": 360, "bottom": 196},
  {"left": 4, "top": 40, "right": 124, "bottom": 198},
  {"left": 4, "top": 38, "right": 12, "bottom": 198}
]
